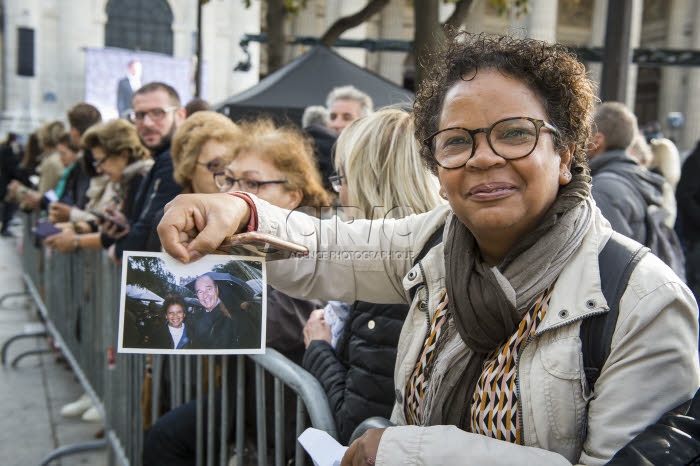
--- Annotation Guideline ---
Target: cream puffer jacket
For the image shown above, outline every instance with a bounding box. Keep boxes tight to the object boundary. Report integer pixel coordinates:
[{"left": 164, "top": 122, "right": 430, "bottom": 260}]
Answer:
[{"left": 252, "top": 196, "right": 699, "bottom": 466}]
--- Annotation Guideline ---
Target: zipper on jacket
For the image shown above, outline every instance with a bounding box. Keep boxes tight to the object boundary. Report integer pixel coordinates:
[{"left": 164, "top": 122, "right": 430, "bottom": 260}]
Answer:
[
  {"left": 417, "top": 261, "right": 432, "bottom": 340},
  {"left": 140, "top": 178, "right": 161, "bottom": 221},
  {"left": 514, "top": 310, "right": 607, "bottom": 443}
]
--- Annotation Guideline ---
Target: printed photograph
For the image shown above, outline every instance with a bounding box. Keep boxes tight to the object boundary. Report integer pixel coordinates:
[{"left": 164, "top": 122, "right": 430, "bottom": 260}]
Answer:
[{"left": 118, "top": 251, "right": 265, "bottom": 354}]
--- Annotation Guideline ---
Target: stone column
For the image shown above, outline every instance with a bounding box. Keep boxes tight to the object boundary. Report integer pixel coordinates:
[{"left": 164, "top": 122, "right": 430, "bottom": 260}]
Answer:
[
  {"left": 510, "top": 0, "right": 558, "bottom": 43},
  {"left": 324, "top": 0, "right": 368, "bottom": 67},
  {"left": 625, "top": 0, "right": 643, "bottom": 110},
  {"left": 289, "top": 0, "right": 320, "bottom": 61},
  {"left": 659, "top": 0, "right": 691, "bottom": 149},
  {"left": 588, "top": 0, "right": 608, "bottom": 90},
  {"left": 376, "top": 0, "right": 405, "bottom": 86}
]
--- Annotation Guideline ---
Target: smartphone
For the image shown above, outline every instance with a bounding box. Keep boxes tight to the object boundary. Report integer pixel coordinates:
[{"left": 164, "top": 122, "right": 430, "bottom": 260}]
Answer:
[
  {"left": 33, "top": 219, "right": 62, "bottom": 239},
  {"left": 217, "top": 232, "right": 308, "bottom": 260},
  {"left": 90, "top": 210, "right": 128, "bottom": 232}
]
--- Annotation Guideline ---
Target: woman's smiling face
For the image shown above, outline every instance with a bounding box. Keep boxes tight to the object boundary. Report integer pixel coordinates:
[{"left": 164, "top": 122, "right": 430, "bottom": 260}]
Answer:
[
  {"left": 436, "top": 69, "right": 571, "bottom": 264},
  {"left": 166, "top": 304, "right": 185, "bottom": 328}
]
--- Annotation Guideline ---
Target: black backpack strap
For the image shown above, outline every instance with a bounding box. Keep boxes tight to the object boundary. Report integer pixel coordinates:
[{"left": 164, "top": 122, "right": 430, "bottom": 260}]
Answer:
[
  {"left": 408, "top": 225, "right": 445, "bottom": 301},
  {"left": 581, "top": 232, "right": 648, "bottom": 391}
]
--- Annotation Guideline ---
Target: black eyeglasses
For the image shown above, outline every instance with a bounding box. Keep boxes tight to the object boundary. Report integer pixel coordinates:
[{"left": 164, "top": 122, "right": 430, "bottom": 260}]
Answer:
[
  {"left": 127, "top": 106, "right": 178, "bottom": 124},
  {"left": 423, "top": 117, "right": 559, "bottom": 169},
  {"left": 213, "top": 171, "right": 287, "bottom": 194},
  {"left": 328, "top": 174, "right": 345, "bottom": 193},
  {"left": 92, "top": 155, "right": 114, "bottom": 169},
  {"left": 195, "top": 157, "right": 226, "bottom": 173}
]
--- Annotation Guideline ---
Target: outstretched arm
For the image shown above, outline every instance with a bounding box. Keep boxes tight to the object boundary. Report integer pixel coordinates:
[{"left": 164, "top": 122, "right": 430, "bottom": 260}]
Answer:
[{"left": 158, "top": 193, "right": 252, "bottom": 263}]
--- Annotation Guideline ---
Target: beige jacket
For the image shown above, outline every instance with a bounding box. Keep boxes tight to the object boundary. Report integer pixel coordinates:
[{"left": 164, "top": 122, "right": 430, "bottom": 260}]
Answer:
[
  {"left": 36, "top": 151, "right": 64, "bottom": 194},
  {"left": 253, "top": 196, "right": 699, "bottom": 465}
]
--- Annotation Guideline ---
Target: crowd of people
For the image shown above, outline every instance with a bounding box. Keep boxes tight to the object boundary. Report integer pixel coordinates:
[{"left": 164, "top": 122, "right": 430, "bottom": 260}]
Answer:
[{"left": 1, "top": 30, "right": 700, "bottom": 466}]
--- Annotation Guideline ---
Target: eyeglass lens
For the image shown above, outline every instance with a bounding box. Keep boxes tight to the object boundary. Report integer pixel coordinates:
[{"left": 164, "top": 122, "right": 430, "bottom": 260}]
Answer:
[
  {"left": 129, "top": 107, "right": 175, "bottom": 123},
  {"left": 431, "top": 118, "right": 544, "bottom": 168}
]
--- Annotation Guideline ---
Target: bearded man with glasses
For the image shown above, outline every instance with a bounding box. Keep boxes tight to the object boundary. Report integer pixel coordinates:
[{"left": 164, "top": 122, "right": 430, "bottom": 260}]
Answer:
[{"left": 104, "top": 82, "right": 184, "bottom": 264}]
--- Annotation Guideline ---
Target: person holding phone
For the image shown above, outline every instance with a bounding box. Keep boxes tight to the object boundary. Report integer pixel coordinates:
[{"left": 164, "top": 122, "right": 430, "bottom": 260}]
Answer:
[{"left": 45, "top": 119, "right": 152, "bottom": 253}]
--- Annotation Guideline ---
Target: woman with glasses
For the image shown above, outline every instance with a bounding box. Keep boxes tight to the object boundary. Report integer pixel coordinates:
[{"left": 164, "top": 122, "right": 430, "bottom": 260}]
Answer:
[
  {"left": 302, "top": 108, "right": 444, "bottom": 445},
  {"left": 45, "top": 119, "right": 152, "bottom": 252},
  {"left": 159, "top": 33, "right": 698, "bottom": 465},
  {"left": 170, "top": 111, "right": 241, "bottom": 194},
  {"left": 214, "top": 118, "right": 330, "bottom": 211}
]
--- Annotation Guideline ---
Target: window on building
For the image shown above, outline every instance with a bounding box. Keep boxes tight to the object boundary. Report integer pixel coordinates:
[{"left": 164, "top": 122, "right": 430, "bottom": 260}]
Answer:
[{"left": 105, "top": 0, "right": 174, "bottom": 55}]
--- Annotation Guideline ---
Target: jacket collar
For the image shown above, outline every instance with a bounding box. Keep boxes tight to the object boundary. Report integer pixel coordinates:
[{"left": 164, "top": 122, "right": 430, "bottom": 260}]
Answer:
[
  {"left": 538, "top": 208, "right": 612, "bottom": 332},
  {"left": 588, "top": 149, "right": 635, "bottom": 175}
]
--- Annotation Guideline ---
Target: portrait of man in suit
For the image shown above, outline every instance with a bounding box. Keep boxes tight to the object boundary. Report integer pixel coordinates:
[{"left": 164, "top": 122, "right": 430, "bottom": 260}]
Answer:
[{"left": 116, "top": 59, "right": 142, "bottom": 118}]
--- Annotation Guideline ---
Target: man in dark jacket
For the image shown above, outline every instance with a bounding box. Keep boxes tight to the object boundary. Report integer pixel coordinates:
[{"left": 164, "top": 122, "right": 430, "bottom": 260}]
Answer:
[
  {"left": 677, "top": 141, "right": 700, "bottom": 297},
  {"left": 190, "top": 273, "right": 260, "bottom": 349},
  {"left": 107, "top": 82, "right": 183, "bottom": 263},
  {"left": 0, "top": 133, "right": 21, "bottom": 236},
  {"left": 587, "top": 102, "right": 667, "bottom": 243},
  {"left": 587, "top": 102, "right": 685, "bottom": 279}
]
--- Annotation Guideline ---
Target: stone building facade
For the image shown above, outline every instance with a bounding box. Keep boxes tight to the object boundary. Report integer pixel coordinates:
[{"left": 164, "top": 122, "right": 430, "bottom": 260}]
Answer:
[
  {"left": 0, "top": 0, "right": 261, "bottom": 134},
  {"left": 1, "top": 0, "right": 699, "bottom": 151}
]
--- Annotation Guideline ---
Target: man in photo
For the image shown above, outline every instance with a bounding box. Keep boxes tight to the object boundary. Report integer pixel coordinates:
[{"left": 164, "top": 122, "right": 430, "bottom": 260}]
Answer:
[
  {"left": 189, "top": 272, "right": 260, "bottom": 349},
  {"left": 117, "top": 59, "right": 142, "bottom": 118}
]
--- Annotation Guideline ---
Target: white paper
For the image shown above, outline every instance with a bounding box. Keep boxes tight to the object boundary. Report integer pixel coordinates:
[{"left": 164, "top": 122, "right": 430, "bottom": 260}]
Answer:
[
  {"left": 44, "top": 189, "right": 58, "bottom": 202},
  {"left": 298, "top": 428, "right": 348, "bottom": 466}
]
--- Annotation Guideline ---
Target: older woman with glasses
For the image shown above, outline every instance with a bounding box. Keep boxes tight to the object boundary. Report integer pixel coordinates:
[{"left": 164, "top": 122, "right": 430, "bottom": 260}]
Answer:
[
  {"left": 170, "top": 110, "right": 241, "bottom": 194},
  {"left": 159, "top": 33, "right": 698, "bottom": 465},
  {"left": 45, "top": 119, "right": 152, "bottom": 252},
  {"left": 213, "top": 118, "right": 330, "bottom": 211}
]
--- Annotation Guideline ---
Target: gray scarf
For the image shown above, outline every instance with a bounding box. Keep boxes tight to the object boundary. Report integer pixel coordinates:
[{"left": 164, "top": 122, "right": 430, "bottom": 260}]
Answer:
[{"left": 426, "top": 175, "right": 592, "bottom": 429}]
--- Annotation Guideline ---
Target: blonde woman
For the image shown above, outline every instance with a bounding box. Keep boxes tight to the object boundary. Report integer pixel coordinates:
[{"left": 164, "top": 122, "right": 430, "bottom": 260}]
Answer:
[
  {"left": 303, "top": 108, "right": 445, "bottom": 444},
  {"left": 331, "top": 107, "right": 443, "bottom": 220},
  {"left": 171, "top": 111, "right": 242, "bottom": 194},
  {"left": 649, "top": 138, "right": 681, "bottom": 228}
]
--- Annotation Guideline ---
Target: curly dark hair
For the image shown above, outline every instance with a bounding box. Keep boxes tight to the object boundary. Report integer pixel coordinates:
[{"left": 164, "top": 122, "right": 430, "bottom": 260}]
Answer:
[
  {"left": 162, "top": 292, "right": 187, "bottom": 320},
  {"left": 414, "top": 32, "right": 597, "bottom": 185}
]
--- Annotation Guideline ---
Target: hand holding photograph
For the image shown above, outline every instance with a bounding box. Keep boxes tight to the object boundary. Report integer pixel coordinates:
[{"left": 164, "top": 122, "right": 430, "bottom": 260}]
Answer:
[{"left": 118, "top": 251, "right": 266, "bottom": 355}]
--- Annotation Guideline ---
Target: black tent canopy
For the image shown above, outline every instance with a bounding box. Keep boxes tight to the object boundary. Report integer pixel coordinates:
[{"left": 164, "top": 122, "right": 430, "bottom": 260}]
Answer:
[{"left": 215, "top": 46, "right": 414, "bottom": 125}]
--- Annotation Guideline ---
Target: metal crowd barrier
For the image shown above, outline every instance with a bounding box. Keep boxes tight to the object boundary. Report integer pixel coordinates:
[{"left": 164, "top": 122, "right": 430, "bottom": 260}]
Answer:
[{"left": 2, "top": 212, "right": 338, "bottom": 465}]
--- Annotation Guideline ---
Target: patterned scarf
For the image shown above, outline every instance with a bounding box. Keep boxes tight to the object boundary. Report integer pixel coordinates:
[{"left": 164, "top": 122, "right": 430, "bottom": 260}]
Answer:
[{"left": 425, "top": 174, "right": 592, "bottom": 429}]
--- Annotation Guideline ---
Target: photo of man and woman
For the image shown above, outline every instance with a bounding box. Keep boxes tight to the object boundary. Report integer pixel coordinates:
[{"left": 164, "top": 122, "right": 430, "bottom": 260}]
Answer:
[{"left": 118, "top": 251, "right": 265, "bottom": 354}]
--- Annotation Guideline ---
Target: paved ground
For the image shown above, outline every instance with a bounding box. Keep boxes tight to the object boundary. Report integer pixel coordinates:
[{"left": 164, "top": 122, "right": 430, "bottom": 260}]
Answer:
[{"left": 0, "top": 219, "right": 108, "bottom": 466}]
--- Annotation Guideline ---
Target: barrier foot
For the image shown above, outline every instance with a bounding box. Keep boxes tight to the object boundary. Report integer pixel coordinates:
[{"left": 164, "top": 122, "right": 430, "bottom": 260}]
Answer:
[
  {"left": 0, "top": 290, "right": 28, "bottom": 308},
  {"left": 1, "top": 329, "right": 48, "bottom": 365},
  {"left": 39, "top": 439, "right": 107, "bottom": 466},
  {"left": 10, "top": 348, "right": 51, "bottom": 368}
]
